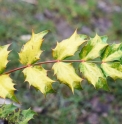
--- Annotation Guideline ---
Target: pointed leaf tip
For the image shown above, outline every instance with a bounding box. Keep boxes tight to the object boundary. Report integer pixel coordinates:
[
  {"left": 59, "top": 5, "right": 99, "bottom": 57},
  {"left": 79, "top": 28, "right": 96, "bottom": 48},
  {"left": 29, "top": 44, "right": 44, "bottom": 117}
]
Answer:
[
  {"left": 53, "top": 31, "right": 86, "bottom": 60},
  {"left": 19, "top": 30, "right": 48, "bottom": 65},
  {"left": 52, "top": 62, "right": 82, "bottom": 92},
  {"left": 79, "top": 62, "right": 109, "bottom": 91},
  {"left": 102, "top": 43, "right": 122, "bottom": 62},
  {"left": 95, "top": 77, "right": 109, "bottom": 91},
  {"left": 23, "top": 66, "right": 55, "bottom": 95},
  {"left": 79, "top": 34, "right": 108, "bottom": 60}
]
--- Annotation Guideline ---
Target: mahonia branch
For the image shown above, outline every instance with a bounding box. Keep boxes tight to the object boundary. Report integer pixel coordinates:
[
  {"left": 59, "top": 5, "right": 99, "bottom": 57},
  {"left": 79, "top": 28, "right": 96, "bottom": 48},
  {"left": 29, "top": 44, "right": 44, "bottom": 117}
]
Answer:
[
  {"left": 4, "top": 60, "right": 102, "bottom": 74},
  {"left": 0, "top": 30, "right": 122, "bottom": 102},
  {"left": 2, "top": 30, "right": 122, "bottom": 123}
]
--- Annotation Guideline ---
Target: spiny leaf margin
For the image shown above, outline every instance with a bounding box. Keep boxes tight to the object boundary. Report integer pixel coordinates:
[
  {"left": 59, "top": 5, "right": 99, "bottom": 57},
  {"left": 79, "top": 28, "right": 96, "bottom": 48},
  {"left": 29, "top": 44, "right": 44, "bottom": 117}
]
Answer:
[
  {"left": 19, "top": 30, "right": 48, "bottom": 65},
  {"left": 0, "top": 74, "right": 16, "bottom": 99},
  {"left": 52, "top": 30, "right": 86, "bottom": 60},
  {"left": 52, "top": 62, "right": 82, "bottom": 93},
  {"left": 79, "top": 34, "right": 108, "bottom": 60},
  {"left": 79, "top": 62, "right": 109, "bottom": 91},
  {"left": 23, "top": 66, "right": 55, "bottom": 95}
]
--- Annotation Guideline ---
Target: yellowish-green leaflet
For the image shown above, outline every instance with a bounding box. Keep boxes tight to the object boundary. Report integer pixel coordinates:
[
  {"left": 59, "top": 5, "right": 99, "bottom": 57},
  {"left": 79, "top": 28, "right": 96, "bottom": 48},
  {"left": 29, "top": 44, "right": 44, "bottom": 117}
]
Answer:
[
  {"left": 0, "top": 44, "right": 10, "bottom": 74},
  {"left": 23, "top": 66, "right": 54, "bottom": 95},
  {"left": 53, "top": 30, "right": 86, "bottom": 60},
  {"left": 79, "top": 34, "right": 108, "bottom": 60},
  {"left": 101, "top": 62, "right": 122, "bottom": 80},
  {"left": 102, "top": 43, "right": 122, "bottom": 62},
  {"left": 52, "top": 62, "right": 82, "bottom": 93},
  {"left": 19, "top": 30, "right": 48, "bottom": 65},
  {"left": 79, "top": 62, "right": 109, "bottom": 91},
  {"left": 0, "top": 74, "right": 15, "bottom": 99}
]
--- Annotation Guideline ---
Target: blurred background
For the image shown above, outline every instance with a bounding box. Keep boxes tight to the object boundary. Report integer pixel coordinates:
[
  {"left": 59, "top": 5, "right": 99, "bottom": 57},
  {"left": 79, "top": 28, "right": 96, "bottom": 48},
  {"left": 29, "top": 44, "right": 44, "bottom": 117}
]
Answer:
[{"left": 0, "top": 0, "right": 122, "bottom": 124}]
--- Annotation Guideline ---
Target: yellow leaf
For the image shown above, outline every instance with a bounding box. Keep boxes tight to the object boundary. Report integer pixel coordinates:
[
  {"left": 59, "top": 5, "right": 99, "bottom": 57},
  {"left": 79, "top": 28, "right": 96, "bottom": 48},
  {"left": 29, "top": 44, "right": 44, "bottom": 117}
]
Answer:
[
  {"left": 0, "top": 45, "right": 10, "bottom": 74},
  {"left": 101, "top": 62, "right": 122, "bottom": 80},
  {"left": 79, "top": 62, "right": 109, "bottom": 91},
  {"left": 23, "top": 66, "right": 54, "bottom": 95},
  {"left": 0, "top": 74, "right": 15, "bottom": 99},
  {"left": 79, "top": 34, "right": 108, "bottom": 60},
  {"left": 53, "top": 30, "right": 86, "bottom": 60},
  {"left": 52, "top": 62, "right": 82, "bottom": 93},
  {"left": 102, "top": 43, "right": 122, "bottom": 62},
  {"left": 19, "top": 30, "right": 48, "bottom": 65}
]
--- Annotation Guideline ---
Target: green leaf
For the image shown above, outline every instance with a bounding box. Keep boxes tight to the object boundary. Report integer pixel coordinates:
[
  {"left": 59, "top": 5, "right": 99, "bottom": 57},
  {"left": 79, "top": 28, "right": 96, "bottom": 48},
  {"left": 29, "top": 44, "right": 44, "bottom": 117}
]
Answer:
[
  {"left": 79, "top": 62, "right": 109, "bottom": 90},
  {"left": 0, "top": 104, "right": 35, "bottom": 124},
  {"left": 9, "top": 109, "right": 21, "bottom": 123},
  {"left": 52, "top": 62, "right": 82, "bottom": 93},
  {"left": 53, "top": 30, "right": 86, "bottom": 60},
  {"left": 19, "top": 30, "right": 48, "bottom": 65},
  {"left": 101, "top": 62, "right": 122, "bottom": 80},
  {"left": 19, "top": 109, "right": 35, "bottom": 124},
  {"left": 23, "top": 66, "right": 54, "bottom": 95},
  {"left": 79, "top": 34, "right": 108, "bottom": 60},
  {"left": 0, "top": 74, "right": 16, "bottom": 99},
  {"left": 0, "top": 44, "right": 10, "bottom": 74},
  {"left": 101, "top": 35, "right": 108, "bottom": 43},
  {"left": 102, "top": 43, "right": 122, "bottom": 62},
  {"left": 0, "top": 104, "right": 17, "bottom": 118}
]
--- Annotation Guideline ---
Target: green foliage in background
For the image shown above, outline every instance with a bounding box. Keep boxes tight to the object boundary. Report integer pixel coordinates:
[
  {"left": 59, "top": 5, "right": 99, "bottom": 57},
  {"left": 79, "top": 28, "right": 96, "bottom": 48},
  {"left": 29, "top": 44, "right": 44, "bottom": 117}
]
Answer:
[{"left": 0, "top": 104, "right": 35, "bottom": 124}]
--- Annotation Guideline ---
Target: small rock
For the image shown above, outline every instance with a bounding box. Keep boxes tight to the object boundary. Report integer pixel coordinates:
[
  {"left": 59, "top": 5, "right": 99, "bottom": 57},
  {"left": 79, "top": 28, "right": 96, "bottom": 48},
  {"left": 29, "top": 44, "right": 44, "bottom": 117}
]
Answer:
[
  {"left": 0, "top": 98, "right": 20, "bottom": 107},
  {"left": 33, "top": 106, "right": 44, "bottom": 113},
  {"left": 20, "top": 34, "right": 31, "bottom": 41}
]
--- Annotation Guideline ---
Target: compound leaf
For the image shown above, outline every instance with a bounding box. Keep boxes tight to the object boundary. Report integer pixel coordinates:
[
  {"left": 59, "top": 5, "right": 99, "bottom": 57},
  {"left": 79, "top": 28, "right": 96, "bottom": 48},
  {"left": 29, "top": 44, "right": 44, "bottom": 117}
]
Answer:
[
  {"left": 19, "top": 30, "right": 48, "bottom": 65},
  {"left": 52, "top": 62, "right": 82, "bottom": 93},
  {"left": 23, "top": 66, "right": 54, "bottom": 95},
  {"left": 0, "top": 44, "right": 10, "bottom": 74},
  {"left": 79, "top": 34, "right": 108, "bottom": 60},
  {"left": 79, "top": 62, "right": 109, "bottom": 91},
  {"left": 101, "top": 62, "right": 122, "bottom": 80},
  {"left": 53, "top": 30, "right": 86, "bottom": 60},
  {"left": 102, "top": 43, "right": 122, "bottom": 62},
  {"left": 0, "top": 75, "right": 16, "bottom": 99}
]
